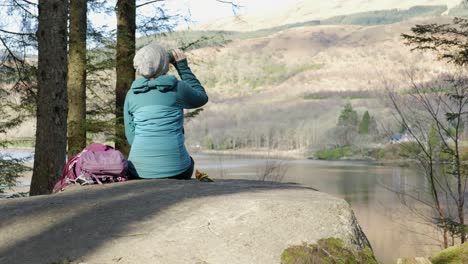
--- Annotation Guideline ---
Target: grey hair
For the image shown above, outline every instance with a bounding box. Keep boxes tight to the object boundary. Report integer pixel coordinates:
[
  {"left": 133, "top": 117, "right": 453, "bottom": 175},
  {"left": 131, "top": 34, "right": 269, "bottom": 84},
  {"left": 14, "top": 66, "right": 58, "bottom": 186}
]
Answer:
[{"left": 133, "top": 44, "right": 170, "bottom": 79}]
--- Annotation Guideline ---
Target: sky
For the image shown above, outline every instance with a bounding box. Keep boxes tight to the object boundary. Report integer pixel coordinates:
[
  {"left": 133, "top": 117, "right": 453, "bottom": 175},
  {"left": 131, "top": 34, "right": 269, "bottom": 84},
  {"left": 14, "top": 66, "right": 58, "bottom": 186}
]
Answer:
[
  {"left": 89, "top": 0, "right": 304, "bottom": 31},
  {"left": 0, "top": 0, "right": 303, "bottom": 52},
  {"left": 171, "top": 0, "right": 303, "bottom": 23}
]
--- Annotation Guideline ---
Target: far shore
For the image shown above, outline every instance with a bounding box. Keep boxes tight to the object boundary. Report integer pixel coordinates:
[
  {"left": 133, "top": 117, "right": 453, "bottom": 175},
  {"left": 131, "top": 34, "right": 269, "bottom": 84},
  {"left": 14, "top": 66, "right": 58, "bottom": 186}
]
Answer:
[
  {"left": 1, "top": 146, "right": 415, "bottom": 165},
  {"left": 194, "top": 149, "right": 418, "bottom": 169},
  {"left": 194, "top": 148, "right": 309, "bottom": 160}
]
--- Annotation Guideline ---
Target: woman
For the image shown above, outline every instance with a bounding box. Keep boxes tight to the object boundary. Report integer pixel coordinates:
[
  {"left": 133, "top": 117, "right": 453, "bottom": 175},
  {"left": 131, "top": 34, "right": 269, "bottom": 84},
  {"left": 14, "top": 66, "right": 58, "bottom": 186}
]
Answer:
[{"left": 124, "top": 44, "right": 208, "bottom": 179}]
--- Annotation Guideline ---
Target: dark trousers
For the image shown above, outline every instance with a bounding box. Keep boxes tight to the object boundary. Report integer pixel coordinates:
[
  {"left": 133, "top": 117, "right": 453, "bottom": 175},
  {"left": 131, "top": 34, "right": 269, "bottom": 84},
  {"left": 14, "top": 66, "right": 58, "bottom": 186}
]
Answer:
[
  {"left": 169, "top": 157, "right": 194, "bottom": 180},
  {"left": 127, "top": 157, "right": 194, "bottom": 180}
]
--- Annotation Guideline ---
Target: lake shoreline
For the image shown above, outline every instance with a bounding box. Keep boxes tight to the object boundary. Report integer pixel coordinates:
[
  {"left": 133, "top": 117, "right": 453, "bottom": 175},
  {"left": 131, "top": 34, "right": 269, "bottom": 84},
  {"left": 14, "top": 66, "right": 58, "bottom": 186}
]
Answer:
[
  {"left": 196, "top": 149, "right": 416, "bottom": 167},
  {"left": 195, "top": 149, "right": 308, "bottom": 160},
  {"left": 1, "top": 146, "right": 416, "bottom": 168}
]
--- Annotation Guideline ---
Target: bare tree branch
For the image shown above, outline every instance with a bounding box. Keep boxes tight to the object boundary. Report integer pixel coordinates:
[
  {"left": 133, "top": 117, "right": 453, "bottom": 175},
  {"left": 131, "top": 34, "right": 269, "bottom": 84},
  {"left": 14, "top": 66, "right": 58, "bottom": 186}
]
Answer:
[
  {"left": 12, "top": 0, "right": 37, "bottom": 17},
  {"left": 136, "top": 0, "right": 165, "bottom": 9},
  {"left": 19, "top": 0, "right": 37, "bottom": 6},
  {"left": 0, "top": 28, "right": 35, "bottom": 36},
  {"left": 215, "top": 0, "right": 243, "bottom": 17}
]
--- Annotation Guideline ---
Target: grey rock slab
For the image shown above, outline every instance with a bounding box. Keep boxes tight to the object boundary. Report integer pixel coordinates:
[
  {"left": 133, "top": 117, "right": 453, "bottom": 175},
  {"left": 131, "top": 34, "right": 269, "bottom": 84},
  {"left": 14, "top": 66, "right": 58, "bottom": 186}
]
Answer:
[{"left": 0, "top": 179, "right": 371, "bottom": 264}]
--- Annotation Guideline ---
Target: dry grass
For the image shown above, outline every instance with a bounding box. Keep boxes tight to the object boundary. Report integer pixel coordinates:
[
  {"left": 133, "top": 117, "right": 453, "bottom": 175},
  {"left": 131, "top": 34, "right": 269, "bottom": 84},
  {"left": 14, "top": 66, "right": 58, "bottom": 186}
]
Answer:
[{"left": 189, "top": 18, "right": 450, "bottom": 98}]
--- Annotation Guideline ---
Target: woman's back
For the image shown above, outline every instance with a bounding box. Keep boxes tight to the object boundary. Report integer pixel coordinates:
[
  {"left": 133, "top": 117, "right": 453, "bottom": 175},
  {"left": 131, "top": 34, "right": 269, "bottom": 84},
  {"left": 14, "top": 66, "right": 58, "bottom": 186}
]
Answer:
[{"left": 124, "top": 47, "right": 208, "bottom": 179}]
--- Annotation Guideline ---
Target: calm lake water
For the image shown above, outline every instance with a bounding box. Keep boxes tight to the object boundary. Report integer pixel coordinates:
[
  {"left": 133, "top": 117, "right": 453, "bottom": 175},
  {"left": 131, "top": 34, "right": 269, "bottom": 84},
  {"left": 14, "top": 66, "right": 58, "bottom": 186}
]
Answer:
[
  {"left": 194, "top": 154, "right": 442, "bottom": 264},
  {"left": 2, "top": 149, "right": 441, "bottom": 263}
]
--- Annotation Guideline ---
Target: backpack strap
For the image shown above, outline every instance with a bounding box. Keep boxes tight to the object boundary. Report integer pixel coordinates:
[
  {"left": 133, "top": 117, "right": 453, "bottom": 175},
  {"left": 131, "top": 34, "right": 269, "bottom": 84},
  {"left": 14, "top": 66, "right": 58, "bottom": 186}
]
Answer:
[
  {"left": 71, "top": 174, "right": 94, "bottom": 185},
  {"left": 91, "top": 175, "right": 104, "bottom": 184},
  {"left": 52, "top": 152, "right": 83, "bottom": 193}
]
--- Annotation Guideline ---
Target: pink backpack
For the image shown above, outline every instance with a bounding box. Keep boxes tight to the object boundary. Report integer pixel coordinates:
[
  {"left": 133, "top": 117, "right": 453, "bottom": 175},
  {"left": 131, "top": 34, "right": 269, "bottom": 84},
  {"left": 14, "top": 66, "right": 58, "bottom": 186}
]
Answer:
[{"left": 53, "top": 143, "right": 128, "bottom": 193}]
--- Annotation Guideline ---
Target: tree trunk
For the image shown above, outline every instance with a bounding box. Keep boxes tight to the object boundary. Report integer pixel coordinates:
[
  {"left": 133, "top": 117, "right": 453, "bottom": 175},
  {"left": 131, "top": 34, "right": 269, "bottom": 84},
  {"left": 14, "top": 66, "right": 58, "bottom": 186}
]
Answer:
[
  {"left": 457, "top": 162, "right": 466, "bottom": 243},
  {"left": 454, "top": 133, "right": 466, "bottom": 243},
  {"left": 115, "top": 0, "right": 135, "bottom": 156},
  {"left": 30, "top": 0, "right": 69, "bottom": 195},
  {"left": 67, "top": 0, "right": 87, "bottom": 159},
  {"left": 429, "top": 161, "right": 448, "bottom": 248}
]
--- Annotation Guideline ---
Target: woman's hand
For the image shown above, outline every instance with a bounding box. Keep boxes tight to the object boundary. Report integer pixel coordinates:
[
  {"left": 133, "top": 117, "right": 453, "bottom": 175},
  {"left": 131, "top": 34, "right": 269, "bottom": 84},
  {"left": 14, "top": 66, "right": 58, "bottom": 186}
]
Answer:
[{"left": 172, "top": 49, "right": 186, "bottom": 62}]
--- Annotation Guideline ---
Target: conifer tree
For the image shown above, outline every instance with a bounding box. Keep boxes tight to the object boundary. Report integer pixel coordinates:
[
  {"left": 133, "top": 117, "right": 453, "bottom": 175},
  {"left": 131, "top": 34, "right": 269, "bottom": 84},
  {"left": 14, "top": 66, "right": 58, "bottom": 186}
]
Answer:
[
  {"left": 115, "top": 0, "right": 136, "bottom": 156},
  {"left": 358, "top": 111, "right": 370, "bottom": 134},
  {"left": 67, "top": 0, "right": 87, "bottom": 158},
  {"left": 30, "top": 0, "right": 69, "bottom": 195}
]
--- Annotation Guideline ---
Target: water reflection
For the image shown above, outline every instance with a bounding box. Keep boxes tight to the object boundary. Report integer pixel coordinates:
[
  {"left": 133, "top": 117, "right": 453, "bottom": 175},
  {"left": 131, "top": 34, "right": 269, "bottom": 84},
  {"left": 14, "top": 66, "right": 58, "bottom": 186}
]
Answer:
[
  {"left": 194, "top": 154, "right": 442, "bottom": 263},
  {"left": 0, "top": 149, "right": 34, "bottom": 161}
]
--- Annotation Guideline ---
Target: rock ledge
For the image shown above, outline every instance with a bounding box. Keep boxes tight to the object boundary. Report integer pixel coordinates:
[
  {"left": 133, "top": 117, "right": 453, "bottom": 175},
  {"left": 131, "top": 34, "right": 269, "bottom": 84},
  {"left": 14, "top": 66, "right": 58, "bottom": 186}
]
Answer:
[{"left": 0, "top": 179, "right": 371, "bottom": 264}]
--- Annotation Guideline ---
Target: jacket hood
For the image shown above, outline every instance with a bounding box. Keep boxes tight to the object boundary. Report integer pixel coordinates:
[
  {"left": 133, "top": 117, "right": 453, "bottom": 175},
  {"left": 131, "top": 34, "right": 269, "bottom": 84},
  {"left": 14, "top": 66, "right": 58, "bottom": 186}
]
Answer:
[{"left": 131, "top": 75, "right": 178, "bottom": 94}]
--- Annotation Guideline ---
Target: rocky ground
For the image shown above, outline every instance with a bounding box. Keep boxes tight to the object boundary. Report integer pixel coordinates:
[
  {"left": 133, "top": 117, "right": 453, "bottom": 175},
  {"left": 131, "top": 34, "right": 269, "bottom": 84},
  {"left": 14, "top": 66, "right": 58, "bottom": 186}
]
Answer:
[{"left": 0, "top": 179, "right": 371, "bottom": 264}]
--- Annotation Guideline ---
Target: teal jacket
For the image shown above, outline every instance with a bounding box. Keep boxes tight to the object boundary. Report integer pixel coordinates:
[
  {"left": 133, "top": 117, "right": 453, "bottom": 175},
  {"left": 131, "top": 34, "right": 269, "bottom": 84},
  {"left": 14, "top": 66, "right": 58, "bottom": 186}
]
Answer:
[{"left": 124, "top": 59, "right": 208, "bottom": 178}]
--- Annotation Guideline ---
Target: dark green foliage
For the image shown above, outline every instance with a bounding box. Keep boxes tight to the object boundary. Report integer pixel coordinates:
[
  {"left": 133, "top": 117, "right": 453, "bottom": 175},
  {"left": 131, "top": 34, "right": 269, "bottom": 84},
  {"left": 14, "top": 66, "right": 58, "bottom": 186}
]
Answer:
[
  {"left": 302, "top": 91, "right": 372, "bottom": 101},
  {"left": 85, "top": 46, "right": 117, "bottom": 143},
  {"left": 86, "top": 118, "right": 114, "bottom": 141},
  {"left": 0, "top": 153, "right": 30, "bottom": 193},
  {"left": 0, "top": 88, "right": 32, "bottom": 193},
  {"left": 316, "top": 146, "right": 353, "bottom": 160},
  {"left": 280, "top": 238, "right": 378, "bottom": 264},
  {"left": 431, "top": 242, "right": 468, "bottom": 264},
  {"left": 323, "top": 5, "right": 447, "bottom": 26},
  {"left": 184, "top": 108, "right": 204, "bottom": 122},
  {"left": 0, "top": 1, "right": 37, "bottom": 194},
  {"left": 324, "top": 103, "right": 379, "bottom": 148},
  {"left": 84, "top": 20, "right": 120, "bottom": 144},
  {"left": 402, "top": 17, "right": 468, "bottom": 66},
  {"left": 333, "top": 103, "right": 359, "bottom": 146},
  {"left": 358, "top": 111, "right": 370, "bottom": 134},
  {"left": 315, "top": 145, "right": 400, "bottom": 161},
  {"left": 338, "top": 103, "right": 358, "bottom": 128},
  {"left": 0, "top": 100, "right": 31, "bottom": 193},
  {"left": 303, "top": 94, "right": 330, "bottom": 100},
  {"left": 368, "top": 116, "right": 378, "bottom": 135},
  {"left": 435, "top": 218, "right": 468, "bottom": 243}
]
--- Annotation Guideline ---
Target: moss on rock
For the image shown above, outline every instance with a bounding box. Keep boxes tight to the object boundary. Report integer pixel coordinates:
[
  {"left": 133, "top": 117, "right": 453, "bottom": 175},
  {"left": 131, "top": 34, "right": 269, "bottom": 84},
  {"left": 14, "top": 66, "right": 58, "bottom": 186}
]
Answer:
[
  {"left": 431, "top": 242, "right": 468, "bottom": 264},
  {"left": 280, "top": 238, "right": 378, "bottom": 264}
]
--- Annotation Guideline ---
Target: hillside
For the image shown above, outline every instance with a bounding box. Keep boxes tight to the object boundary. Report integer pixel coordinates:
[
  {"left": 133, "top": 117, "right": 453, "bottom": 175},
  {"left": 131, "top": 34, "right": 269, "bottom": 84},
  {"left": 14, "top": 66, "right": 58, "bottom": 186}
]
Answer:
[
  {"left": 194, "top": 0, "right": 463, "bottom": 31},
  {"left": 173, "top": 16, "right": 453, "bottom": 153},
  {"left": 4, "top": 6, "right": 464, "bottom": 156},
  {"left": 186, "top": 18, "right": 449, "bottom": 97},
  {"left": 5, "top": 16, "right": 456, "bottom": 153}
]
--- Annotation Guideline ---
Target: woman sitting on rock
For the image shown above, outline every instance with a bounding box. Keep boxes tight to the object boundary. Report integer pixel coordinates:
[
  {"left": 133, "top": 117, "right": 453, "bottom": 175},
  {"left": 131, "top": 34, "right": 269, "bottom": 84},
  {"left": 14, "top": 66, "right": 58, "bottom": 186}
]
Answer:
[{"left": 124, "top": 44, "right": 208, "bottom": 179}]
